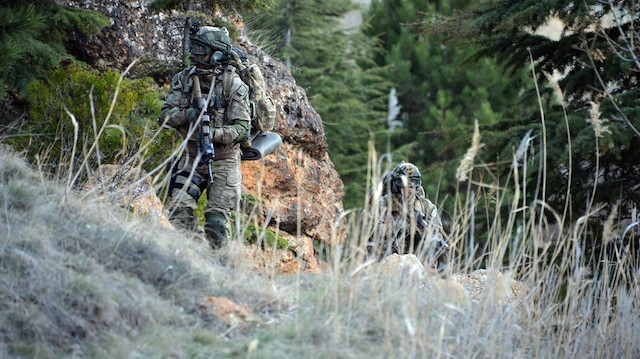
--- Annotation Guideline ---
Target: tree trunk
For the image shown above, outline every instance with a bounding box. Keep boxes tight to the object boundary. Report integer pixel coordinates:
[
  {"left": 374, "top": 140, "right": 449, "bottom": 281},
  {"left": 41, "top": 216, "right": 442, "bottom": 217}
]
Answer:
[{"left": 284, "top": 0, "right": 293, "bottom": 69}]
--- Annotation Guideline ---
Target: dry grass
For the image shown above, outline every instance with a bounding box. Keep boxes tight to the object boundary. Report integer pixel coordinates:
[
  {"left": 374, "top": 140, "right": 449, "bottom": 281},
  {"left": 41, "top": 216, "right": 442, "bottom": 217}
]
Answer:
[
  {"left": 1, "top": 62, "right": 638, "bottom": 359},
  {"left": 0, "top": 146, "right": 294, "bottom": 358},
  {"left": 2, "top": 140, "right": 638, "bottom": 358}
]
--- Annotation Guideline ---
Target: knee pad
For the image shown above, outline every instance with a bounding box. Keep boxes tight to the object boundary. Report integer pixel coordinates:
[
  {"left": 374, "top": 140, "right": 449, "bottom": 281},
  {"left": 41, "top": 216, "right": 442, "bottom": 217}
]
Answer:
[{"left": 204, "top": 213, "right": 227, "bottom": 249}]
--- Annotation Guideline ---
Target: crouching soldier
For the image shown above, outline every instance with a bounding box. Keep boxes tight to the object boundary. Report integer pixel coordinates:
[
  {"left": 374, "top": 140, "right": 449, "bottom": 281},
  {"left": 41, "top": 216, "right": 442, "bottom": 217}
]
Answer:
[{"left": 368, "top": 161, "right": 449, "bottom": 272}]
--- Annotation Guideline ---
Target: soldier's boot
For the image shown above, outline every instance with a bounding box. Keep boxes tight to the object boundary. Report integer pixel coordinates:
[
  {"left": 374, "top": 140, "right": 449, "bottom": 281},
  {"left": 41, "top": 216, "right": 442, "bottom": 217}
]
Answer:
[
  {"left": 169, "top": 207, "right": 200, "bottom": 232},
  {"left": 204, "top": 212, "right": 227, "bottom": 249}
]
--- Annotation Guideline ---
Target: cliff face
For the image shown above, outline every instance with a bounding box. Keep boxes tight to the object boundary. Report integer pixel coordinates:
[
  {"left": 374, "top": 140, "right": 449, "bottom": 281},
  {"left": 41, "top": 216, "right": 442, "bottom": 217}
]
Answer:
[
  {"left": 56, "top": 1, "right": 347, "bottom": 253},
  {"left": 237, "top": 38, "right": 346, "bottom": 246}
]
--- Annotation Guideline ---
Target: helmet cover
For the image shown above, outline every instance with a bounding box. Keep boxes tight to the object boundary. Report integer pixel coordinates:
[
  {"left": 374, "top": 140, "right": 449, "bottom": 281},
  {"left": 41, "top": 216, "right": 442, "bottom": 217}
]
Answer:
[
  {"left": 188, "top": 23, "right": 231, "bottom": 65},
  {"left": 391, "top": 161, "right": 422, "bottom": 191}
]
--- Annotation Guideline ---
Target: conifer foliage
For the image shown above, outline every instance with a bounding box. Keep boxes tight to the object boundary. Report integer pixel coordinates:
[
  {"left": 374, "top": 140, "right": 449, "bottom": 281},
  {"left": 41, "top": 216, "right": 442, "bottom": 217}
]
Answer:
[
  {"left": 364, "top": 0, "right": 532, "bottom": 197},
  {"left": 421, "top": 0, "right": 640, "bottom": 228},
  {"left": 0, "top": 1, "right": 108, "bottom": 101}
]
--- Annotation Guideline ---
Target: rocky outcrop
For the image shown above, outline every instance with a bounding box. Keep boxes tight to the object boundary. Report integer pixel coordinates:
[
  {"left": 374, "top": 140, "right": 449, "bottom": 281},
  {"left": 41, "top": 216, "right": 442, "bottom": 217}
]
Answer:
[
  {"left": 56, "top": 0, "right": 184, "bottom": 71},
  {"left": 378, "top": 254, "right": 526, "bottom": 307},
  {"left": 83, "top": 164, "right": 172, "bottom": 228},
  {"left": 235, "top": 34, "right": 346, "bottom": 247},
  {"left": 56, "top": 1, "right": 347, "bottom": 256}
]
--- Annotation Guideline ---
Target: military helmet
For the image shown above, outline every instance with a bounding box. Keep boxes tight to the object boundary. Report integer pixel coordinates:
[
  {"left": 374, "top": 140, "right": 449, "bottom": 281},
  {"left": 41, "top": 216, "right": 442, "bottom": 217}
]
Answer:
[
  {"left": 389, "top": 161, "right": 422, "bottom": 193},
  {"left": 188, "top": 22, "right": 232, "bottom": 66}
]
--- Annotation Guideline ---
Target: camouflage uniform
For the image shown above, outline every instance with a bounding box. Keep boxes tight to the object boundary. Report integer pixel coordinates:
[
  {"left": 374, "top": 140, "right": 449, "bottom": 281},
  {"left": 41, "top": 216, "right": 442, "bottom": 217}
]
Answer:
[
  {"left": 368, "top": 162, "right": 449, "bottom": 270},
  {"left": 159, "top": 26, "right": 251, "bottom": 248}
]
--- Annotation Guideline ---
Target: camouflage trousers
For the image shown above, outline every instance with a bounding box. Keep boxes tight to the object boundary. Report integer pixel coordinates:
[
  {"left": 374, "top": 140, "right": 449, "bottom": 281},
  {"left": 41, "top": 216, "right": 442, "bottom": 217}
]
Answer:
[{"left": 168, "top": 152, "right": 241, "bottom": 239}]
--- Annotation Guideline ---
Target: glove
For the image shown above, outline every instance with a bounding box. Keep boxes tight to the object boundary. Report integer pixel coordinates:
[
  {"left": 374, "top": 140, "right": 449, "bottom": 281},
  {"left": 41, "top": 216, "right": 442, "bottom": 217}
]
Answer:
[{"left": 185, "top": 108, "right": 199, "bottom": 124}]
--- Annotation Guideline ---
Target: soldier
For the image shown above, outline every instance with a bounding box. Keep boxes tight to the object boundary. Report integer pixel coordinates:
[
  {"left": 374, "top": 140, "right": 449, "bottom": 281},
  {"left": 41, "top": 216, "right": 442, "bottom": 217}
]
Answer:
[
  {"left": 158, "top": 24, "right": 251, "bottom": 248},
  {"left": 368, "top": 161, "right": 449, "bottom": 271}
]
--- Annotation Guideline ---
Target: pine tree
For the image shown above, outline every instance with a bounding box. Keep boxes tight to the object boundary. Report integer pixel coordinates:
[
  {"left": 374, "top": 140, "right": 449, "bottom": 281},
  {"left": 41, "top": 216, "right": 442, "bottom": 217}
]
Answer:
[
  {"left": 420, "top": 0, "right": 640, "bottom": 231},
  {"left": 364, "top": 0, "right": 533, "bottom": 198},
  {"left": 0, "top": 1, "right": 108, "bottom": 101},
  {"left": 246, "top": 0, "right": 392, "bottom": 209}
]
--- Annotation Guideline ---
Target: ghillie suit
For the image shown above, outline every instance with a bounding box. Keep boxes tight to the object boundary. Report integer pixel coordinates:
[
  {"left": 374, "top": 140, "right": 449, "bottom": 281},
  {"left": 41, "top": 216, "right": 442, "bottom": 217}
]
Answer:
[{"left": 367, "top": 161, "right": 449, "bottom": 272}]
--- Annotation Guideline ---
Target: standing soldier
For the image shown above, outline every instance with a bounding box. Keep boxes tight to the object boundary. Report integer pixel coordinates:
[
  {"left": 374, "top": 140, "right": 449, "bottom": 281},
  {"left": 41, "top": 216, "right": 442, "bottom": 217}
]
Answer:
[
  {"left": 368, "top": 161, "right": 449, "bottom": 271},
  {"left": 158, "top": 24, "right": 251, "bottom": 248}
]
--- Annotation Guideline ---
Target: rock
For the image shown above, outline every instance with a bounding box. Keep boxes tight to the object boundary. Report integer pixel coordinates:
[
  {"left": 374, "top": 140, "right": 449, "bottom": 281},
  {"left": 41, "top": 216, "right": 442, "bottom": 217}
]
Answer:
[
  {"left": 452, "top": 269, "right": 526, "bottom": 304},
  {"left": 196, "top": 296, "right": 253, "bottom": 327},
  {"left": 378, "top": 254, "right": 469, "bottom": 307},
  {"left": 241, "top": 145, "right": 346, "bottom": 247},
  {"left": 430, "top": 277, "right": 470, "bottom": 308},
  {"left": 55, "top": 0, "right": 185, "bottom": 71},
  {"left": 379, "top": 253, "right": 427, "bottom": 283},
  {"left": 83, "top": 164, "right": 171, "bottom": 227},
  {"left": 227, "top": 231, "right": 327, "bottom": 275},
  {"left": 375, "top": 254, "right": 528, "bottom": 308}
]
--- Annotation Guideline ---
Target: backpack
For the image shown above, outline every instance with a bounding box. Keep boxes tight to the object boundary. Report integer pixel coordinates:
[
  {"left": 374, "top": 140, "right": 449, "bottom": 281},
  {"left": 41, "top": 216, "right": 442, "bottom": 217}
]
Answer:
[
  {"left": 230, "top": 49, "right": 276, "bottom": 132},
  {"left": 229, "top": 48, "right": 281, "bottom": 160}
]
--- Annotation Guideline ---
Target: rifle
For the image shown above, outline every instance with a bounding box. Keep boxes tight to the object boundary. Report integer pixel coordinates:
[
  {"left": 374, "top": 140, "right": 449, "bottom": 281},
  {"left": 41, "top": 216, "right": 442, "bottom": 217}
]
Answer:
[
  {"left": 415, "top": 210, "right": 449, "bottom": 258},
  {"left": 192, "top": 75, "right": 215, "bottom": 183}
]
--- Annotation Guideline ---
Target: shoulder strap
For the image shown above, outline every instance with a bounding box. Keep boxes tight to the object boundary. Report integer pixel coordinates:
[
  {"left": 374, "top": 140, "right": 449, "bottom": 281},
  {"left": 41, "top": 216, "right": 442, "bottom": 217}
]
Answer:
[{"left": 180, "top": 66, "right": 198, "bottom": 93}]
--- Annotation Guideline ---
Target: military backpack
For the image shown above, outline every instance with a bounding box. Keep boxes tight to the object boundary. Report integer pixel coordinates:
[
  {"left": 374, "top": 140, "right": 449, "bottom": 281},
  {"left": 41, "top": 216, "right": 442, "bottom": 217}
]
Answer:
[
  {"left": 229, "top": 48, "right": 281, "bottom": 160},
  {"left": 230, "top": 50, "right": 276, "bottom": 132}
]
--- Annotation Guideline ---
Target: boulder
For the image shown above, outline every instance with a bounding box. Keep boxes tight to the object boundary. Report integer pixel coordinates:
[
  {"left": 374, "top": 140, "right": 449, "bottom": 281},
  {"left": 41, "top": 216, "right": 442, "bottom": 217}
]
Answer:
[
  {"left": 377, "top": 254, "right": 469, "bottom": 307},
  {"left": 376, "top": 254, "right": 527, "bottom": 308},
  {"left": 452, "top": 269, "right": 526, "bottom": 304}
]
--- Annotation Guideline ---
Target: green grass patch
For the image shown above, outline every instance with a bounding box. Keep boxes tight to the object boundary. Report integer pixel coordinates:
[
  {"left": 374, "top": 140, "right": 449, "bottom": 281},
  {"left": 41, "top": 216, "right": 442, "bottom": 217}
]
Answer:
[{"left": 244, "top": 223, "right": 289, "bottom": 250}]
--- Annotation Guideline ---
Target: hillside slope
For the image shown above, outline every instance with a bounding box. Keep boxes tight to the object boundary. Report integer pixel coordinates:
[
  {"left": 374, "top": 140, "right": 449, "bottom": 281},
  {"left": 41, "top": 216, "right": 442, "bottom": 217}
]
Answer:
[
  {"left": 0, "top": 147, "right": 299, "bottom": 357},
  {"left": 1, "top": 144, "right": 638, "bottom": 359}
]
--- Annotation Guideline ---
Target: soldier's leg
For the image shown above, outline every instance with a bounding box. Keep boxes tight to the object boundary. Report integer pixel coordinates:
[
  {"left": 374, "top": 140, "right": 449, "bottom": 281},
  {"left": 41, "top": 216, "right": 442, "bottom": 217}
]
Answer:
[
  {"left": 204, "top": 155, "right": 241, "bottom": 248},
  {"left": 168, "top": 155, "right": 208, "bottom": 233}
]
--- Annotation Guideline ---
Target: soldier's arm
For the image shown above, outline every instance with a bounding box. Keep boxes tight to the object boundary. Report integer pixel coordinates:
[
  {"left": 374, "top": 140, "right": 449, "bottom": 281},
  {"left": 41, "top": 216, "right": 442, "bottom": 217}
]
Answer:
[
  {"left": 158, "top": 72, "right": 192, "bottom": 129},
  {"left": 423, "top": 198, "right": 443, "bottom": 229},
  {"left": 212, "top": 79, "right": 251, "bottom": 144}
]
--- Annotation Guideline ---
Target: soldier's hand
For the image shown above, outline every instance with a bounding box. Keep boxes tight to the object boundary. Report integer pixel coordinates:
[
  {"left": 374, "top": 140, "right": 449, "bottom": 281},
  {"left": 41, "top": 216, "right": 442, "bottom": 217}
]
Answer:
[
  {"left": 415, "top": 211, "right": 429, "bottom": 232},
  {"left": 433, "top": 239, "right": 449, "bottom": 255},
  {"left": 186, "top": 107, "right": 199, "bottom": 124}
]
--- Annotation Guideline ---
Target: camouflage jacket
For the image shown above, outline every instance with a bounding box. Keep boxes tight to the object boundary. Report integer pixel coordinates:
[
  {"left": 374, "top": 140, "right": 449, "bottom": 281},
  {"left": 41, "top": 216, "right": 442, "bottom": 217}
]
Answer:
[
  {"left": 373, "top": 187, "right": 444, "bottom": 256},
  {"left": 159, "top": 65, "right": 251, "bottom": 160}
]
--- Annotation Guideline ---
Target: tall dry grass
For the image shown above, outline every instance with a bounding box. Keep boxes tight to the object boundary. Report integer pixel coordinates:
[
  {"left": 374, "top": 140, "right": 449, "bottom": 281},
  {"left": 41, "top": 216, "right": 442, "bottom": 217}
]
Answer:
[{"left": 0, "top": 60, "right": 638, "bottom": 358}]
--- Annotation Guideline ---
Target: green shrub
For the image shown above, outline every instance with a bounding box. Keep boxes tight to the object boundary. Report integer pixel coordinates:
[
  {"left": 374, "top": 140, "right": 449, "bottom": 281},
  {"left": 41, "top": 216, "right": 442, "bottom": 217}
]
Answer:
[{"left": 10, "top": 61, "right": 175, "bottom": 181}]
